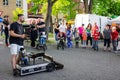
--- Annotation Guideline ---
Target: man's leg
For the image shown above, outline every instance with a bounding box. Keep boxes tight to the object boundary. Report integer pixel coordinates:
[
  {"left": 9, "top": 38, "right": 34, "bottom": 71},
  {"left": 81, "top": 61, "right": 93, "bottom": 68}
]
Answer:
[
  {"left": 94, "top": 40, "right": 96, "bottom": 50},
  {"left": 86, "top": 37, "right": 89, "bottom": 46},
  {"left": 92, "top": 39, "right": 95, "bottom": 49},
  {"left": 96, "top": 40, "right": 99, "bottom": 51},
  {"left": 90, "top": 37, "right": 92, "bottom": 46},
  {"left": 5, "top": 32, "right": 9, "bottom": 46},
  {"left": 107, "top": 39, "right": 111, "bottom": 51},
  {"left": 104, "top": 39, "right": 107, "bottom": 50},
  {"left": 16, "top": 45, "right": 24, "bottom": 64},
  {"left": 10, "top": 44, "right": 18, "bottom": 76},
  {"left": 11, "top": 55, "right": 17, "bottom": 69}
]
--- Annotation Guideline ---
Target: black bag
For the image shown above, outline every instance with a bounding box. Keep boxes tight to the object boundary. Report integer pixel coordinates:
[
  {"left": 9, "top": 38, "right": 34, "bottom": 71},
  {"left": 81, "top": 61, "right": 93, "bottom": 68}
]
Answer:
[{"left": 3, "top": 20, "right": 9, "bottom": 25}]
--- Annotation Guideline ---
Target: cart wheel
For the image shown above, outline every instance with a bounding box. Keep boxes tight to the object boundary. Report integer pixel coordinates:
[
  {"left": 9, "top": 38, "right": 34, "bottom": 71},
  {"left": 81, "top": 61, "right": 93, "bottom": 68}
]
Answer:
[{"left": 46, "top": 63, "right": 55, "bottom": 72}]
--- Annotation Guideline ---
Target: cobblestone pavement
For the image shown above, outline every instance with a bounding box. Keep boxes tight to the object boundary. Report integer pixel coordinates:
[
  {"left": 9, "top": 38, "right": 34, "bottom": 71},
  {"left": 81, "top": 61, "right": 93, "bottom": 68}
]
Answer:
[{"left": 0, "top": 40, "right": 120, "bottom": 80}]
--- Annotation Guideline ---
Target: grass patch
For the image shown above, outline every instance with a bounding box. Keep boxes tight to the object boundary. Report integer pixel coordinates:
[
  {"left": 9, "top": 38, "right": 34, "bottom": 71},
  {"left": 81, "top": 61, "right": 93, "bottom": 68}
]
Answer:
[
  {"left": 46, "top": 39, "right": 55, "bottom": 44},
  {"left": 48, "top": 33, "right": 54, "bottom": 38}
]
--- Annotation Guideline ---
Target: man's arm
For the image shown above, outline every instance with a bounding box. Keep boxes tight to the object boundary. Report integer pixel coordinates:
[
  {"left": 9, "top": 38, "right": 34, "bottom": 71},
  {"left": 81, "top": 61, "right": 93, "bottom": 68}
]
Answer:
[
  {"left": 37, "top": 24, "right": 45, "bottom": 28},
  {"left": 10, "top": 30, "right": 25, "bottom": 39}
]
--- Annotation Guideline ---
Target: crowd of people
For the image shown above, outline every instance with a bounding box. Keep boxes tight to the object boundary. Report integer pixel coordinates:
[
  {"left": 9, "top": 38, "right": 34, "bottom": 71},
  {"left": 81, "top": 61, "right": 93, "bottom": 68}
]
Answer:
[
  {"left": 54, "top": 20, "right": 120, "bottom": 53},
  {"left": 0, "top": 14, "right": 120, "bottom": 76}
]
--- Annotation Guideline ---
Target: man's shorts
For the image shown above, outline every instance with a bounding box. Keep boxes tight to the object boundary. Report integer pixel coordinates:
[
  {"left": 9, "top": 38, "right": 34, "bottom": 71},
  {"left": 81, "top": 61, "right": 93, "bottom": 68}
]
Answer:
[{"left": 10, "top": 44, "right": 24, "bottom": 55}]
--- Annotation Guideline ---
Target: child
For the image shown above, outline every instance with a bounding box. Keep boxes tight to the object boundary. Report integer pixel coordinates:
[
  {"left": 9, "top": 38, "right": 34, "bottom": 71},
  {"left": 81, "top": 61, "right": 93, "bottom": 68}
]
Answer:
[
  {"left": 93, "top": 28, "right": 100, "bottom": 51},
  {"left": 82, "top": 29, "right": 87, "bottom": 48},
  {"left": 57, "top": 32, "right": 66, "bottom": 49},
  {"left": 103, "top": 24, "right": 111, "bottom": 51},
  {"left": 57, "top": 32, "right": 66, "bottom": 40},
  {"left": 111, "top": 27, "right": 119, "bottom": 53},
  {"left": 40, "top": 32, "right": 47, "bottom": 45},
  {"left": 66, "top": 26, "right": 73, "bottom": 48},
  {"left": 18, "top": 48, "right": 28, "bottom": 65}
]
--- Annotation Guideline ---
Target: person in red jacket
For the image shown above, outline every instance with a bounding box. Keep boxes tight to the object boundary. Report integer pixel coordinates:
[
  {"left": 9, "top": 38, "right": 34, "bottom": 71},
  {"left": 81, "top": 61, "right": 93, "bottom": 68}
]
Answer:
[
  {"left": 92, "top": 28, "right": 100, "bottom": 51},
  {"left": 111, "top": 27, "right": 119, "bottom": 53}
]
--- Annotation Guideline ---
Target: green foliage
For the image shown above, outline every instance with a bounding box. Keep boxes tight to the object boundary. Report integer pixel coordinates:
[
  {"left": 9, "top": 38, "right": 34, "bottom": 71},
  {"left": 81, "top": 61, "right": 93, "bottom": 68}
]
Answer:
[
  {"left": 26, "top": 0, "right": 31, "bottom": 3},
  {"left": 40, "top": 2, "right": 47, "bottom": 14},
  {"left": 28, "top": 0, "right": 77, "bottom": 20},
  {"left": 92, "top": 0, "right": 120, "bottom": 17},
  {"left": 28, "top": 0, "right": 47, "bottom": 14},
  {"left": 12, "top": 8, "right": 23, "bottom": 21},
  {"left": 52, "top": 0, "right": 76, "bottom": 20},
  {"left": 52, "top": 0, "right": 70, "bottom": 15}
]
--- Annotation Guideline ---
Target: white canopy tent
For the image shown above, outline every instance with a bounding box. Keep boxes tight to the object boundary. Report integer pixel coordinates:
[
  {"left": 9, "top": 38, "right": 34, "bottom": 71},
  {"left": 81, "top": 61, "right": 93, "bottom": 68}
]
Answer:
[{"left": 109, "top": 16, "right": 120, "bottom": 24}]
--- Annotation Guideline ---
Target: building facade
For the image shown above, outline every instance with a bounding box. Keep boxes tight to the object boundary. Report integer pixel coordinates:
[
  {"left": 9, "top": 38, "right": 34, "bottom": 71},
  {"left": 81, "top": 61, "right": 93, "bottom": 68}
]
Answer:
[{"left": 0, "top": 0, "right": 24, "bottom": 22}]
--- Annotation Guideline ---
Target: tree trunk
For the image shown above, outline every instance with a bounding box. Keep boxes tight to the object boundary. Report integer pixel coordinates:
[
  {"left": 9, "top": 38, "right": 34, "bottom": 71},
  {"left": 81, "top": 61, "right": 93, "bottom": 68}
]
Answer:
[
  {"left": 45, "top": 0, "right": 52, "bottom": 39},
  {"left": 50, "top": 15, "right": 53, "bottom": 33},
  {"left": 83, "top": 0, "right": 92, "bottom": 13},
  {"left": 45, "top": 0, "right": 57, "bottom": 39},
  {"left": 84, "top": 0, "right": 88, "bottom": 13},
  {"left": 88, "top": 0, "right": 93, "bottom": 13}
]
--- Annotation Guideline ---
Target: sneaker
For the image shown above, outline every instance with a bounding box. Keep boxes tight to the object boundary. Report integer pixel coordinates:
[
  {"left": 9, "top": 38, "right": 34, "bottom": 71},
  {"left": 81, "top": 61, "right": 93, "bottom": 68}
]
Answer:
[{"left": 13, "top": 69, "right": 18, "bottom": 76}]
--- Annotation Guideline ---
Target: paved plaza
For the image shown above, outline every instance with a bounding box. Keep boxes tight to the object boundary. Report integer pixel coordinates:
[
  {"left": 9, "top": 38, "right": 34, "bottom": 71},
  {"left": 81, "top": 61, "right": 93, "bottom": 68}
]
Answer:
[{"left": 0, "top": 39, "right": 120, "bottom": 80}]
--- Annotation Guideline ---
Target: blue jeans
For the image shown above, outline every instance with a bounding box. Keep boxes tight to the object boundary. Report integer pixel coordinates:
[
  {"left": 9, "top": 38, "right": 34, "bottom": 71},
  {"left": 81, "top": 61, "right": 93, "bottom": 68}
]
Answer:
[
  {"left": 92, "top": 38, "right": 94, "bottom": 48},
  {"left": 83, "top": 40, "right": 86, "bottom": 47},
  {"left": 55, "top": 32, "right": 59, "bottom": 41},
  {"left": 93, "top": 40, "right": 98, "bottom": 50},
  {"left": 112, "top": 40, "right": 117, "bottom": 51},
  {"left": 39, "top": 37, "right": 46, "bottom": 45},
  {"left": 67, "top": 37, "right": 73, "bottom": 48}
]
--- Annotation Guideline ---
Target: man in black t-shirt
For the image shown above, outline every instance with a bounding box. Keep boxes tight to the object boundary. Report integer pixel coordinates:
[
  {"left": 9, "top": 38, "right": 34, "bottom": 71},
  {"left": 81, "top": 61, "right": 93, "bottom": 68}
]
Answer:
[
  {"left": 37, "top": 18, "right": 46, "bottom": 33},
  {"left": 9, "top": 14, "right": 25, "bottom": 76},
  {"left": 37, "top": 18, "right": 46, "bottom": 45},
  {"left": 3, "top": 15, "right": 9, "bottom": 46}
]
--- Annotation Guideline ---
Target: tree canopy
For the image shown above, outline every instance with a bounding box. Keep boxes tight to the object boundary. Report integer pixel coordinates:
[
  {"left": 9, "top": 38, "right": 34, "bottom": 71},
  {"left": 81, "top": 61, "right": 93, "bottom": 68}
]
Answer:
[
  {"left": 12, "top": 8, "right": 23, "bottom": 21},
  {"left": 27, "top": 0, "right": 120, "bottom": 20},
  {"left": 92, "top": 0, "right": 120, "bottom": 17}
]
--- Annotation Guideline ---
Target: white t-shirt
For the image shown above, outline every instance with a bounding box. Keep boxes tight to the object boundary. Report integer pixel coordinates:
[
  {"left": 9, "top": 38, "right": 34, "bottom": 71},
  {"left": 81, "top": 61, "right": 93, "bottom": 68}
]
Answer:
[{"left": 59, "top": 25, "right": 66, "bottom": 33}]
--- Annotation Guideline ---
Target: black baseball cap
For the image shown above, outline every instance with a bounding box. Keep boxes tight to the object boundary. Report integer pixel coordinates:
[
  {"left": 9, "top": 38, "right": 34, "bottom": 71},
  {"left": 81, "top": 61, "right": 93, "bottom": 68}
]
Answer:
[{"left": 18, "top": 14, "right": 24, "bottom": 17}]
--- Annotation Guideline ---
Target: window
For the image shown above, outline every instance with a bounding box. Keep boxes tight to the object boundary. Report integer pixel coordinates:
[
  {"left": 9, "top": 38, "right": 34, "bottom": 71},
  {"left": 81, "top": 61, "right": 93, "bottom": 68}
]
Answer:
[
  {"left": 16, "top": 0, "right": 22, "bottom": 7},
  {"left": 3, "top": 0, "right": 8, "bottom": 5}
]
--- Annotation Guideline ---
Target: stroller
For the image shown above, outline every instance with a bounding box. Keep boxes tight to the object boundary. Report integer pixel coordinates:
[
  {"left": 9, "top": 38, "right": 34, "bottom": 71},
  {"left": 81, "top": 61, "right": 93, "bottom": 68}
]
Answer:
[
  {"left": 36, "top": 32, "right": 47, "bottom": 51},
  {"left": 57, "top": 32, "right": 66, "bottom": 50},
  {"left": 74, "top": 32, "right": 80, "bottom": 48},
  {"left": 75, "top": 37, "right": 80, "bottom": 48}
]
